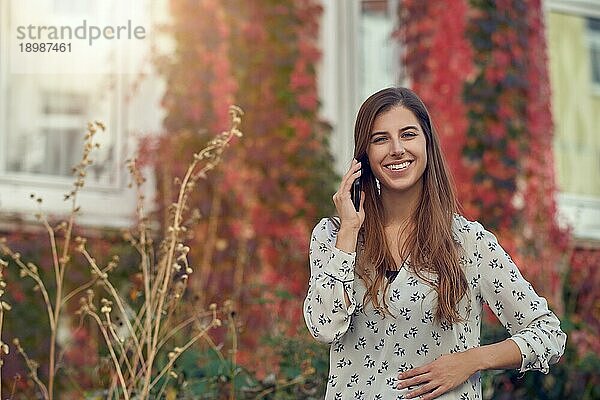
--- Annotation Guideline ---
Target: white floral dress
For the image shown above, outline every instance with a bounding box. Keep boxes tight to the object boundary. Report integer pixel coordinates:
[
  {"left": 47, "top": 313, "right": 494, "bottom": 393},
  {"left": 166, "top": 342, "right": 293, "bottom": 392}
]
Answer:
[{"left": 303, "top": 214, "right": 566, "bottom": 400}]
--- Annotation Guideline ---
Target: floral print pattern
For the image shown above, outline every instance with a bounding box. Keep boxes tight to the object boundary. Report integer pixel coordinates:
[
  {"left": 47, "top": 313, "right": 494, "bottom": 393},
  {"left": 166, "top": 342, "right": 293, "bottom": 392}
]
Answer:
[{"left": 303, "top": 215, "right": 566, "bottom": 400}]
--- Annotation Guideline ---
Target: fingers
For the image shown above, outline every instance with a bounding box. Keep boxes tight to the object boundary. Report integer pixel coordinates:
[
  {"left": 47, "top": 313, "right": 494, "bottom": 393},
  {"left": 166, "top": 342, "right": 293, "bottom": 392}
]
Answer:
[
  {"left": 341, "top": 159, "right": 362, "bottom": 193},
  {"left": 399, "top": 366, "right": 427, "bottom": 380},
  {"left": 332, "top": 159, "right": 366, "bottom": 228},
  {"left": 417, "top": 385, "right": 446, "bottom": 400},
  {"left": 332, "top": 159, "right": 362, "bottom": 205},
  {"left": 405, "top": 382, "right": 437, "bottom": 399},
  {"left": 398, "top": 368, "right": 432, "bottom": 398},
  {"left": 398, "top": 355, "right": 472, "bottom": 399},
  {"left": 397, "top": 371, "right": 430, "bottom": 389}
]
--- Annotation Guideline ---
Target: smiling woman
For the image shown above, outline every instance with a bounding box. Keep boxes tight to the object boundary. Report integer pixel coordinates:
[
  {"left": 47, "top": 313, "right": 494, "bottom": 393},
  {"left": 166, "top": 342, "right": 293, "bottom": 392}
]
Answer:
[{"left": 303, "top": 87, "right": 566, "bottom": 400}]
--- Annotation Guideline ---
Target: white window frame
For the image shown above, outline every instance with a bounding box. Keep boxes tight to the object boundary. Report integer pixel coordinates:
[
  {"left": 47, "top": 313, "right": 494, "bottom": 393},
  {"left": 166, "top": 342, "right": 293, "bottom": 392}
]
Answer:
[
  {"left": 0, "top": 0, "right": 8, "bottom": 191},
  {"left": 318, "top": 0, "right": 403, "bottom": 177},
  {"left": 544, "top": 0, "right": 600, "bottom": 20},
  {"left": 557, "top": 193, "right": 600, "bottom": 241},
  {"left": 0, "top": 0, "right": 160, "bottom": 229},
  {"left": 544, "top": 0, "right": 600, "bottom": 242},
  {"left": 544, "top": 1, "right": 600, "bottom": 96}
]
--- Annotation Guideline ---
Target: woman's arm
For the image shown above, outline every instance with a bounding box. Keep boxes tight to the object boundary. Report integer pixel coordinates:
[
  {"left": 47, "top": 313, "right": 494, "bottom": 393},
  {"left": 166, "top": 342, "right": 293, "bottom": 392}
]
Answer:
[
  {"left": 397, "top": 221, "right": 566, "bottom": 399},
  {"left": 473, "top": 222, "right": 567, "bottom": 374},
  {"left": 335, "top": 224, "right": 360, "bottom": 307},
  {"left": 467, "top": 338, "right": 521, "bottom": 370},
  {"left": 303, "top": 218, "right": 358, "bottom": 344}
]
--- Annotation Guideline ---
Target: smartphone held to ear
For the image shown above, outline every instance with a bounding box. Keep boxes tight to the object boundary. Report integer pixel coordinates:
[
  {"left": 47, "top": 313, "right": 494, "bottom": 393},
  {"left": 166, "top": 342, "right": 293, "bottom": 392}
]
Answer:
[{"left": 351, "top": 175, "right": 361, "bottom": 212}]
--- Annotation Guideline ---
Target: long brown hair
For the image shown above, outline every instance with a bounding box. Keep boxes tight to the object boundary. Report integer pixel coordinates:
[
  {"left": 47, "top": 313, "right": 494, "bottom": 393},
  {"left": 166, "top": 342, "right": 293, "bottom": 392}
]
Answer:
[{"left": 332, "top": 87, "right": 468, "bottom": 324}]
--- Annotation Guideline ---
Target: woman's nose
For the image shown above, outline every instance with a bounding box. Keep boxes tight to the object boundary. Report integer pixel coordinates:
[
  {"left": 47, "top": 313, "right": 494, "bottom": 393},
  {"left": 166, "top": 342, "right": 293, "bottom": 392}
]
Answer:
[{"left": 389, "top": 140, "right": 406, "bottom": 157}]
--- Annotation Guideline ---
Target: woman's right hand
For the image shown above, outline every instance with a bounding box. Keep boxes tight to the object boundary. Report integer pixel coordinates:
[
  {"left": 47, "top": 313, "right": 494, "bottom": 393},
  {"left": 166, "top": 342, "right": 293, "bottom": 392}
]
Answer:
[{"left": 332, "top": 158, "right": 366, "bottom": 231}]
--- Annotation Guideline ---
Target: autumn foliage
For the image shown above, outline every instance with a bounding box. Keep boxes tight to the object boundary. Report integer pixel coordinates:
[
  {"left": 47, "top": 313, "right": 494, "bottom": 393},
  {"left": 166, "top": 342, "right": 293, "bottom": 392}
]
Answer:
[
  {"left": 399, "top": 1, "right": 599, "bottom": 395},
  {"left": 399, "top": 0, "right": 570, "bottom": 308},
  {"left": 1, "top": 0, "right": 599, "bottom": 398},
  {"left": 151, "top": 0, "right": 337, "bottom": 376}
]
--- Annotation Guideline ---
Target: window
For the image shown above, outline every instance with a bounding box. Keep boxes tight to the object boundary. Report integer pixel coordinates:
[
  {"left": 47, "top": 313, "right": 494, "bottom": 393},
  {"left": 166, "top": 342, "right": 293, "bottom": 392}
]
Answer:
[
  {"left": 318, "top": 0, "right": 403, "bottom": 176},
  {"left": 359, "top": 0, "right": 401, "bottom": 101},
  {"left": 4, "top": 74, "right": 118, "bottom": 186},
  {"left": 587, "top": 17, "right": 600, "bottom": 89},
  {"left": 546, "top": 7, "right": 600, "bottom": 241},
  {"left": 0, "top": 0, "right": 161, "bottom": 228},
  {"left": 7, "top": 90, "right": 88, "bottom": 177}
]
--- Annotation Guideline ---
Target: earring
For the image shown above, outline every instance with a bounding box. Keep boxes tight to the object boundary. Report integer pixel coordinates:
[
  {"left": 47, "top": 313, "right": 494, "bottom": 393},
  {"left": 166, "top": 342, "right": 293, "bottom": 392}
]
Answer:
[{"left": 375, "top": 178, "right": 381, "bottom": 195}]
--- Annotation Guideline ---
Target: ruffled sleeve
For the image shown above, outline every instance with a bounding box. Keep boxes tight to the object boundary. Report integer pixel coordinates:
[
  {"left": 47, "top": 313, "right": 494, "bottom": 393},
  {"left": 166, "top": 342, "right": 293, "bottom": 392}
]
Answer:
[
  {"left": 303, "top": 217, "right": 357, "bottom": 344},
  {"left": 474, "top": 222, "right": 567, "bottom": 373}
]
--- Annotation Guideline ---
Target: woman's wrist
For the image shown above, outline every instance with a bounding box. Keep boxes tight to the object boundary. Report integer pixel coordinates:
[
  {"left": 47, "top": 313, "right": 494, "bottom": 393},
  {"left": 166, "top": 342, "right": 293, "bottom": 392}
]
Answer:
[
  {"left": 465, "top": 339, "right": 522, "bottom": 373},
  {"left": 464, "top": 346, "right": 487, "bottom": 373},
  {"left": 335, "top": 224, "right": 360, "bottom": 253},
  {"left": 339, "top": 224, "right": 360, "bottom": 235}
]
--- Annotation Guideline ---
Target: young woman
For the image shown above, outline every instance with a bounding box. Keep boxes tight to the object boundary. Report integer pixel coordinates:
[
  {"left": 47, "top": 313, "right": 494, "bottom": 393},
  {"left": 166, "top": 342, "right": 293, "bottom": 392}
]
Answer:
[{"left": 303, "top": 87, "right": 566, "bottom": 400}]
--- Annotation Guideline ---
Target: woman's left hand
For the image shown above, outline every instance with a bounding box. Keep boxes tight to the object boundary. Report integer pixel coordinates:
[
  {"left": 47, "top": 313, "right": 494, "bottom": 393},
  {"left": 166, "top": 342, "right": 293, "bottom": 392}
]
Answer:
[{"left": 397, "top": 351, "right": 479, "bottom": 399}]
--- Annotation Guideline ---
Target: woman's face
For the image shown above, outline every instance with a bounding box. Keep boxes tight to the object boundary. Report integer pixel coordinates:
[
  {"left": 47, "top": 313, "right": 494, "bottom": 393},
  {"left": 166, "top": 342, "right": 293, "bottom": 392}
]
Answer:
[{"left": 366, "top": 106, "right": 427, "bottom": 194}]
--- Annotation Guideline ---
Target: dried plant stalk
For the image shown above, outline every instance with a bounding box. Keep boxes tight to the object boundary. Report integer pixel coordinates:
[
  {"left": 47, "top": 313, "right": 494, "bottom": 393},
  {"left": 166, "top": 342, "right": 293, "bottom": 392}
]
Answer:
[
  {"left": 77, "top": 105, "right": 244, "bottom": 399},
  {"left": 0, "top": 106, "right": 244, "bottom": 399},
  {"left": 0, "top": 121, "right": 105, "bottom": 400},
  {"left": 0, "top": 258, "right": 11, "bottom": 400}
]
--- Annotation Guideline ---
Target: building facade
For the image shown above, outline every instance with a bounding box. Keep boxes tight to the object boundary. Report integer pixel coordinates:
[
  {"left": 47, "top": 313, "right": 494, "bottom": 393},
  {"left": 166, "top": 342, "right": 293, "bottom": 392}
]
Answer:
[
  {"left": 0, "top": 0, "right": 598, "bottom": 247},
  {"left": 545, "top": 0, "right": 600, "bottom": 243}
]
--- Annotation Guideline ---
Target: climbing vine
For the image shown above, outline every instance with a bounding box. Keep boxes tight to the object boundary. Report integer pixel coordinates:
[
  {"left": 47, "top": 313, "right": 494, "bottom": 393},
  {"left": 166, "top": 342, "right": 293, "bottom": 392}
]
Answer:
[
  {"left": 152, "top": 0, "right": 336, "bottom": 375},
  {"left": 397, "top": 0, "right": 475, "bottom": 215},
  {"left": 400, "top": 0, "right": 570, "bottom": 305}
]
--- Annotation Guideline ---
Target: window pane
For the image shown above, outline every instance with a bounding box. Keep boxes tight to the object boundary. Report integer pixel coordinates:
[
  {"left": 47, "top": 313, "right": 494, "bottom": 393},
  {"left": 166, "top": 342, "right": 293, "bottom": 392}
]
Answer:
[
  {"left": 588, "top": 17, "right": 600, "bottom": 85},
  {"left": 548, "top": 13, "right": 600, "bottom": 198},
  {"left": 591, "top": 46, "right": 600, "bottom": 84},
  {"left": 5, "top": 74, "right": 118, "bottom": 185},
  {"left": 359, "top": 0, "right": 399, "bottom": 101},
  {"left": 587, "top": 16, "right": 600, "bottom": 31},
  {"left": 1, "top": 0, "right": 132, "bottom": 187}
]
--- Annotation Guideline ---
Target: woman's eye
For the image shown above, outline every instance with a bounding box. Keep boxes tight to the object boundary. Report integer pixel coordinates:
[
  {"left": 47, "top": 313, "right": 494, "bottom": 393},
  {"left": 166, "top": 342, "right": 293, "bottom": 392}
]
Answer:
[
  {"left": 403, "top": 132, "right": 417, "bottom": 138},
  {"left": 372, "top": 137, "right": 386, "bottom": 143}
]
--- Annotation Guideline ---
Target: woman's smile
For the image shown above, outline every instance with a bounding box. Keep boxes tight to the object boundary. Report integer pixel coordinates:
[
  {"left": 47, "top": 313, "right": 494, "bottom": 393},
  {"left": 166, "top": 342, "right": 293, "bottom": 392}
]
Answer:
[{"left": 384, "top": 160, "right": 413, "bottom": 172}]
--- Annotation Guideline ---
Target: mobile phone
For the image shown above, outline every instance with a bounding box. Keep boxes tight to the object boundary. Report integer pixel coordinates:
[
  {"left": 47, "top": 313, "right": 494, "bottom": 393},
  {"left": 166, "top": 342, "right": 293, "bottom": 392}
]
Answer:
[{"left": 351, "top": 172, "right": 362, "bottom": 212}]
